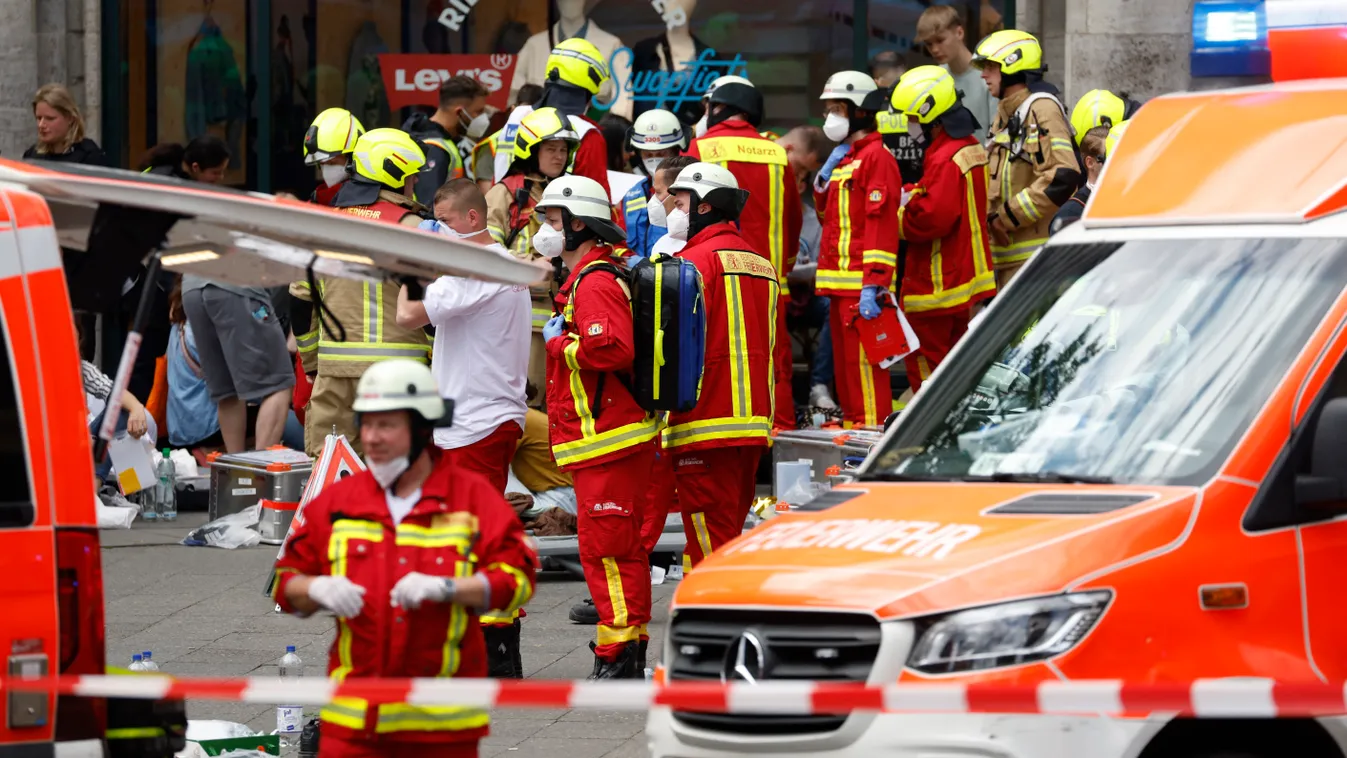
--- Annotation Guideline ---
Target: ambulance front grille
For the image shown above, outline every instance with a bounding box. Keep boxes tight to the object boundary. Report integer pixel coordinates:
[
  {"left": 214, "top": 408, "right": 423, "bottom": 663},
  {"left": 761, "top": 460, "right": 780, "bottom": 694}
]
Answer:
[{"left": 668, "top": 609, "right": 881, "bottom": 735}]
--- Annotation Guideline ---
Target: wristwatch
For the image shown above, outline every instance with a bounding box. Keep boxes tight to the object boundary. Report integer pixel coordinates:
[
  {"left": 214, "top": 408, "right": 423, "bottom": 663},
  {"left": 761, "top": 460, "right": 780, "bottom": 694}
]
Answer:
[{"left": 440, "top": 578, "right": 458, "bottom": 603}]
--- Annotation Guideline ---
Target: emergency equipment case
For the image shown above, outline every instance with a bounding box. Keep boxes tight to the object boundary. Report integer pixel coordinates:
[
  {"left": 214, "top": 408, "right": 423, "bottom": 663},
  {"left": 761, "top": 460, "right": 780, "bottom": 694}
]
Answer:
[
  {"left": 770, "top": 429, "right": 886, "bottom": 485},
  {"left": 208, "top": 449, "right": 313, "bottom": 525}
]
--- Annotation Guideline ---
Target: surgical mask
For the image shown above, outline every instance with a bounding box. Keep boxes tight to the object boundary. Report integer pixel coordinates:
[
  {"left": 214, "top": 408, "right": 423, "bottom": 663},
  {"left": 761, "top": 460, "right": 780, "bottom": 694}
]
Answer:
[
  {"left": 694, "top": 112, "right": 709, "bottom": 138},
  {"left": 436, "top": 220, "right": 479, "bottom": 240},
  {"left": 823, "top": 112, "right": 851, "bottom": 143},
  {"left": 666, "top": 208, "right": 690, "bottom": 241},
  {"left": 532, "top": 224, "right": 565, "bottom": 259},
  {"left": 320, "top": 162, "right": 347, "bottom": 187},
  {"left": 647, "top": 194, "right": 670, "bottom": 228},
  {"left": 366, "top": 455, "right": 410, "bottom": 490},
  {"left": 642, "top": 156, "right": 664, "bottom": 177},
  {"left": 459, "top": 109, "right": 491, "bottom": 140}
]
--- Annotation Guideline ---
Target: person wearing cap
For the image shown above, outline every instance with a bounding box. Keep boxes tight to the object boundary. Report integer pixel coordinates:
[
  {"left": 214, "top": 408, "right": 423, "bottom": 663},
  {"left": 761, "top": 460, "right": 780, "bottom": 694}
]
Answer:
[
  {"left": 486, "top": 107, "right": 581, "bottom": 411},
  {"left": 536, "top": 175, "right": 659, "bottom": 679},
  {"left": 273, "top": 359, "right": 536, "bottom": 758},
  {"left": 813, "top": 71, "right": 903, "bottom": 429},
  {"left": 662, "top": 162, "right": 778, "bottom": 567},
  {"left": 303, "top": 107, "right": 364, "bottom": 206},
  {"left": 688, "top": 75, "right": 802, "bottom": 430},
  {"left": 301, "top": 128, "right": 434, "bottom": 457},
  {"left": 621, "top": 109, "right": 687, "bottom": 260},
  {"left": 889, "top": 66, "right": 997, "bottom": 393},
  {"left": 973, "top": 29, "right": 1082, "bottom": 288},
  {"left": 494, "top": 38, "right": 613, "bottom": 199}
]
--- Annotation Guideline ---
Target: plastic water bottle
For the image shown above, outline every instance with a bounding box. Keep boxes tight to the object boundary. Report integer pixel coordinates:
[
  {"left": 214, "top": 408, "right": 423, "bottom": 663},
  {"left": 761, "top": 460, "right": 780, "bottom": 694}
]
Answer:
[
  {"left": 128, "top": 653, "right": 145, "bottom": 671},
  {"left": 140, "top": 651, "right": 159, "bottom": 672},
  {"left": 277, "top": 646, "right": 304, "bottom": 749},
  {"left": 157, "top": 449, "right": 178, "bottom": 522}
]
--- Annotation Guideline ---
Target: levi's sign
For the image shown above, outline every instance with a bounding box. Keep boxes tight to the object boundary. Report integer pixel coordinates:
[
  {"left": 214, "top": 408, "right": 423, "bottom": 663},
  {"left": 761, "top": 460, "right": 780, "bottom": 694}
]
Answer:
[{"left": 379, "top": 54, "right": 517, "bottom": 111}]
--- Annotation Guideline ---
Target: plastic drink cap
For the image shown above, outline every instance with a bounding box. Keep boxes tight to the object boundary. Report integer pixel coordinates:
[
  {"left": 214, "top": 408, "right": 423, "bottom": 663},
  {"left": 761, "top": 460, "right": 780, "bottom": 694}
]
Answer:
[
  {"left": 131, "top": 654, "right": 142, "bottom": 661},
  {"left": 286, "top": 645, "right": 296, "bottom": 653},
  {"left": 143, "top": 651, "right": 151, "bottom": 657}
]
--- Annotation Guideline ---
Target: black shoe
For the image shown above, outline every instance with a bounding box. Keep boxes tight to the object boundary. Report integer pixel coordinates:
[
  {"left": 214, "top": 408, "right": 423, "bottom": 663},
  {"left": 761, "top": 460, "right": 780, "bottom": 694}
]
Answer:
[
  {"left": 569, "top": 597, "right": 600, "bottom": 624},
  {"left": 510, "top": 618, "right": 524, "bottom": 678},
  {"left": 483, "top": 621, "right": 522, "bottom": 679},
  {"left": 587, "top": 640, "right": 640, "bottom": 680},
  {"left": 637, "top": 639, "right": 648, "bottom": 672}
]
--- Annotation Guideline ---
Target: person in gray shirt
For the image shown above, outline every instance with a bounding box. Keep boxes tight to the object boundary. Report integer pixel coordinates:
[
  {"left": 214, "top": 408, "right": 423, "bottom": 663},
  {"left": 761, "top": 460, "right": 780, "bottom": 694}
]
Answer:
[{"left": 917, "top": 5, "right": 999, "bottom": 144}]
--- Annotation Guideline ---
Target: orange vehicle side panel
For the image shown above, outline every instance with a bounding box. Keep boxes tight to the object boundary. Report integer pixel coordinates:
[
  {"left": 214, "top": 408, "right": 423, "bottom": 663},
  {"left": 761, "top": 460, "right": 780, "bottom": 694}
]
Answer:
[
  {"left": 1087, "top": 84, "right": 1347, "bottom": 225},
  {"left": 1298, "top": 514, "right": 1347, "bottom": 681},
  {"left": 0, "top": 273, "right": 52, "bottom": 530},
  {"left": 1269, "top": 28, "right": 1347, "bottom": 83},
  {"left": 0, "top": 528, "right": 59, "bottom": 744}
]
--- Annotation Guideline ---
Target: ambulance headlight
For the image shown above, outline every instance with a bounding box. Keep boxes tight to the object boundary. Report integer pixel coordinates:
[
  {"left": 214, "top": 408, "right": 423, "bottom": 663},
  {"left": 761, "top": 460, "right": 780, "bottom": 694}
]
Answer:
[{"left": 906, "top": 591, "right": 1111, "bottom": 674}]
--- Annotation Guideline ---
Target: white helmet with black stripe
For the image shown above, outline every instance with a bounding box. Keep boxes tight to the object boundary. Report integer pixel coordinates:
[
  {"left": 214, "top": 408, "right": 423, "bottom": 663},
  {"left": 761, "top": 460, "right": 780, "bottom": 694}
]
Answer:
[
  {"left": 535, "top": 175, "right": 626, "bottom": 246},
  {"left": 629, "top": 109, "right": 687, "bottom": 152}
]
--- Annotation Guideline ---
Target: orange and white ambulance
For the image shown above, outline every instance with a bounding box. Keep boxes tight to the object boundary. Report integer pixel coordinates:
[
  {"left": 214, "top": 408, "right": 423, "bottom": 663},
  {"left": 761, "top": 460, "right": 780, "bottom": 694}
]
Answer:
[
  {"left": 647, "top": 38, "right": 1347, "bottom": 758},
  {"left": 0, "top": 158, "right": 538, "bottom": 757}
]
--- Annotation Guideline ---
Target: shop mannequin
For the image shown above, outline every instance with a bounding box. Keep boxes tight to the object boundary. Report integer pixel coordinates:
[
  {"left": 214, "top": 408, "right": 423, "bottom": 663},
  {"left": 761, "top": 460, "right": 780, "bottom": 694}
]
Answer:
[
  {"left": 510, "top": 0, "right": 631, "bottom": 119},
  {"left": 630, "top": 0, "right": 722, "bottom": 124}
]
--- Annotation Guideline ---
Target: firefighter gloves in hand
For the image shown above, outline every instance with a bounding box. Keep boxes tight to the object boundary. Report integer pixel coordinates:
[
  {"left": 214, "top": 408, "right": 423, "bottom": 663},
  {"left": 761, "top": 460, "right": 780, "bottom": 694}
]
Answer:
[
  {"left": 816, "top": 144, "right": 851, "bottom": 190},
  {"left": 543, "top": 315, "right": 567, "bottom": 342},
  {"left": 390, "top": 572, "right": 453, "bottom": 610},
  {"left": 308, "top": 575, "right": 367, "bottom": 618},
  {"left": 860, "top": 286, "right": 883, "bottom": 320}
]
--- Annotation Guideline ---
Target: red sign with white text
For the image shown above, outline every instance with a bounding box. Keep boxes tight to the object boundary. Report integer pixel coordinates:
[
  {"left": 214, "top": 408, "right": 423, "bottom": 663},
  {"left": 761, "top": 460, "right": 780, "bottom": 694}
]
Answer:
[{"left": 378, "top": 54, "right": 517, "bottom": 112}]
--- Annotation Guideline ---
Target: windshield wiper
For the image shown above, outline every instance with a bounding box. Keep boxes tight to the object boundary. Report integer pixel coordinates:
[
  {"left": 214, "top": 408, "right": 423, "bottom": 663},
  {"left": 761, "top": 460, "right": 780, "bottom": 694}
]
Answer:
[
  {"left": 987, "top": 471, "right": 1116, "bottom": 485},
  {"left": 864, "top": 472, "right": 977, "bottom": 483}
]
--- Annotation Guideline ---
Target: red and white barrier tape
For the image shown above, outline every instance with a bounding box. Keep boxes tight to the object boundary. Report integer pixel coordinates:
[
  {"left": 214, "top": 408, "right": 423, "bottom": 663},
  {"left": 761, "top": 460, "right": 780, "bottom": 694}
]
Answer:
[{"left": 5, "top": 676, "right": 1347, "bottom": 717}]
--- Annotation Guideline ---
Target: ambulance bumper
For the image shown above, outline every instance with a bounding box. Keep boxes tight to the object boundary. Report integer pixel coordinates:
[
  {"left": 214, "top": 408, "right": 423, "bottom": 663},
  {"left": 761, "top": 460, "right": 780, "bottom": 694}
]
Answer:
[{"left": 646, "top": 710, "right": 1164, "bottom": 758}]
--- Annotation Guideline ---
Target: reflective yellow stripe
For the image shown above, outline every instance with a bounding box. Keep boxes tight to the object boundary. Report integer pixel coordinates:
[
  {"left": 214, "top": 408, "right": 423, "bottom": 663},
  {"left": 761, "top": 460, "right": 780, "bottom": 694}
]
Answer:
[
  {"left": 603, "top": 557, "right": 628, "bottom": 628},
  {"left": 375, "top": 702, "right": 488, "bottom": 734},
  {"left": 858, "top": 345, "right": 878, "bottom": 427},
  {"left": 968, "top": 175, "right": 990, "bottom": 279},
  {"left": 296, "top": 329, "right": 319, "bottom": 351},
  {"left": 626, "top": 197, "right": 647, "bottom": 212},
  {"left": 724, "top": 277, "right": 749, "bottom": 418},
  {"left": 1016, "top": 189, "right": 1042, "bottom": 222},
  {"left": 271, "top": 567, "right": 299, "bottom": 604},
  {"left": 690, "top": 511, "right": 714, "bottom": 557},
  {"left": 487, "top": 225, "right": 506, "bottom": 245},
  {"left": 766, "top": 284, "right": 779, "bottom": 422},
  {"left": 1050, "top": 137, "right": 1074, "bottom": 152},
  {"left": 597, "top": 624, "right": 641, "bottom": 645},
  {"left": 930, "top": 238, "right": 944, "bottom": 294},
  {"left": 904, "top": 270, "right": 997, "bottom": 312},
  {"left": 317, "top": 342, "right": 432, "bottom": 361},
  {"left": 395, "top": 522, "right": 474, "bottom": 552},
  {"left": 531, "top": 306, "right": 551, "bottom": 330},
  {"left": 563, "top": 338, "right": 596, "bottom": 438},
  {"left": 439, "top": 559, "right": 472, "bottom": 678},
  {"left": 836, "top": 168, "right": 854, "bottom": 271},
  {"left": 322, "top": 520, "right": 384, "bottom": 732},
  {"left": 552, "top": 419, "right": 661, "bottom": 467},
  {"left": 815, "top": 269, "right": 864, "bottom": 291},
  {"left": 662, "top": 415, "right": 772, "bottom": 447},
  {"left": 917, "top": 355, "right": 932, "bottom": 381},
  {"left": 106, "top": 727, "right": 165, "bottom": 740},
  {"left": 485, "top": 561, "right": 534, "bottom": 614},
  {"left": 480, "top": 610, "right": 519, "bottom": 624},
  {"left": 863, "top": 249, "right": 898, "bottom": 267},
  {"left": 768, "top": 163, "right": 784, "bottom": 277},
  {"left": 652, "top": 262, "right": 665, "bottom": 401},
  {"left": 322, "top": 697, "right": 367, "bottom": 730},
  {"left": 991, "top": 237, "right": 1047, "bottom": 266}
]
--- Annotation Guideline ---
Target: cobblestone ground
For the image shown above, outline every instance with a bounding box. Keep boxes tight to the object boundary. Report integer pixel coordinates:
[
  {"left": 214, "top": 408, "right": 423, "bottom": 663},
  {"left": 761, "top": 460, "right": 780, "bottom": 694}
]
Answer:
[{"left": 103, "top": 512, "right": 670, "bottom": 757}]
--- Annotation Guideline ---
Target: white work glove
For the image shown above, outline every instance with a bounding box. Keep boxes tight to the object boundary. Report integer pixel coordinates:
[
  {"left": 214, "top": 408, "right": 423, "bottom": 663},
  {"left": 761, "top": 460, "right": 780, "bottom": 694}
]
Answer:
[
  {"left": 307, "top": 576, "right": 367, "bottom": 618},
  {"left": 390, "top": 572, "right": 451, "bottom": 610},
  {"left": 901, "top": 188, "right": 914, "bottom": 207}
]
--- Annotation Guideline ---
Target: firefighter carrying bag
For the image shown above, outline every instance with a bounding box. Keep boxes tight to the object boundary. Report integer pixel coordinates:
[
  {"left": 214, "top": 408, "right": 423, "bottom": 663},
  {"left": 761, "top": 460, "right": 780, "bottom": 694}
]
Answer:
[{"left": 573, "top": 253, "right": 706, "bottom": 413}]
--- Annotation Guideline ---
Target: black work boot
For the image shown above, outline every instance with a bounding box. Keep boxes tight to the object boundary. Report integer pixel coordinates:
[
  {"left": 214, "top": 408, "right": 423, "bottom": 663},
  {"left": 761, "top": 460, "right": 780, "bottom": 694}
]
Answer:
[
  {"left": 510, "top": 618, "right": 524, "bottom": 678},
  {"left": 483, "top": 622, "right": 522, "bottom": 679},
  {"left": 638, "top": 639, "right": 649, "bottom": 672},
  {"left": 587, "top": 640, "right": 640, "bottom": 680},
  {"left": 569, "top": 597, "right": 599, "bottom": 624}
]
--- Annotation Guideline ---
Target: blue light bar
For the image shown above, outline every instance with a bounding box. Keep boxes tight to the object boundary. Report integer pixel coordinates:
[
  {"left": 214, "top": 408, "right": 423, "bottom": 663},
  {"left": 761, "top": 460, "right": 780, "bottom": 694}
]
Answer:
[{"left": 1192, "top": 1, "right": 1271, "bottom": 77}]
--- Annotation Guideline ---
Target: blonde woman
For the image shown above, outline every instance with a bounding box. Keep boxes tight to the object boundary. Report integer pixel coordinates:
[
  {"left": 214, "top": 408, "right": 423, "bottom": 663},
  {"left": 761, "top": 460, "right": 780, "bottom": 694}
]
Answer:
[{"left": 23, "top": 83, "right": 108, "bottom": 166}]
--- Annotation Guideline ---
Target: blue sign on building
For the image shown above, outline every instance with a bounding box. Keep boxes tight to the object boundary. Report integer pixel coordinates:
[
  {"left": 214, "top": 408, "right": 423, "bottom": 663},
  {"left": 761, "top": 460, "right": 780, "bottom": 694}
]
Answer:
[{"left": 598, "top": 48, "right": 750, "bottom": 112}]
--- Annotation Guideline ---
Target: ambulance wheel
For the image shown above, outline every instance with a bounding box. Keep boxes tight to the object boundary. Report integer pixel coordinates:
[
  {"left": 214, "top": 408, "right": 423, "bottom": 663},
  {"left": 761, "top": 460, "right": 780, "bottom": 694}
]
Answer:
[{"left": 1142, "top": 718, "right": 1342, "bottom": 758}]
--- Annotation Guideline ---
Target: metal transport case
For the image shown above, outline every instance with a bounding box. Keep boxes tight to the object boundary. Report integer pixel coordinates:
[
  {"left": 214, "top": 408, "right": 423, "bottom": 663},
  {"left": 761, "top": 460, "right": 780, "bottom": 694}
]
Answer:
[
  {"left": 208, "top": 449, "right": 313, "bottom": 544},
  {"left": 770, "top": 429, "right": 886, "bottom": 486}
]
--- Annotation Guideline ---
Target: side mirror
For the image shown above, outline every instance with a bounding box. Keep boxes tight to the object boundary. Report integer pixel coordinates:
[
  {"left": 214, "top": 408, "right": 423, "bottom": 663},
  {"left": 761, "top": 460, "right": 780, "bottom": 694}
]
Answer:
[{"left": 1296, "top": 397, "right": 1347, "bottom": 508}]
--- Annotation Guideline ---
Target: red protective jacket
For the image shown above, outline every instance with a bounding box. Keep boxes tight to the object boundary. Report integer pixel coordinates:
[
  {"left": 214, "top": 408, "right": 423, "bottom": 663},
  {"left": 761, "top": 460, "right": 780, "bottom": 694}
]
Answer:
[
  {"left": 897, "top": 130, "right": 998, "bottom": 315},
  {"left": 687, "top": 121, "right": 802, "bottom": 284},
  {"left": 664, "top": 223, "right": 778, "bottom": 451},
  {"left": 572, "top": 116, "right": 612, "bottom": 200},
  {"left": 272, "top": 455, "right": 536, "bottom": 746},
  {"left": 546, "top": 245, "right": 660, "bottom": 469},
  {"left": 814, "top": 131, "right": 902, "bottom": 295},
  {"left": 311, "top": 180, "right": 343, "bottom": 206}
]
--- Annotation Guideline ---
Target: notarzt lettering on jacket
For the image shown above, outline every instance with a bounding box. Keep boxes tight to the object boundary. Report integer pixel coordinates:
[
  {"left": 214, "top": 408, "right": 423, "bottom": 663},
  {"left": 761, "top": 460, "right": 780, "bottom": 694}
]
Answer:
[
  {"left": 702, "top": 140, "right": 786, "bottom": 163},
  {"left": 723, "top": 518, "right": 982, "bottom": 560}
]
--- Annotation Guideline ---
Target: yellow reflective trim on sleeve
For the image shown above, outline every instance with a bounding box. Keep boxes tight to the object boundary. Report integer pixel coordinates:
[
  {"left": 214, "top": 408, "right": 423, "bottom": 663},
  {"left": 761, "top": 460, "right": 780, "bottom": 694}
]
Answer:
[
  {"left": 930, "top": 238, "right": 944, "bottom": 294},
  {"left": 531, "top": 306, "right": 551, "bottom": 330},
  {"left": 603, "top": 557, "right": 628, "bottom": 628},
  {"left": 488, "top": 225, "right": 507, "bottom": 245},
  {"left": 563, "top": 338, "right": 597, "bottom": 438},
  {"left": 375, "top": 702, "right": 489, "bottom": 734},
  {"left": 1050, "top": 137, "right": 1074, "bottom": 152},
  {"left": 863, "top": 249, "right": 898, "bottom": 267},
  {"left": 1014, "top": 189, "right": 1041, "bottom": 222},
  {"left": 486, "top": 561, "right": 535, "bottom": 614},
  {"left": 815, "top": 269, "right": 865, "bottom": 291},
  {"left": 321, "top": 697, "right": 369, "bottom": 730},
  {"left": 626, "top": 197, "right": 647, "bottom": 212},
  {"left": 661, "top": 415, "right": 772, "bottom": 447},
  {"left": 551, "top": 418, "right": 661, "bottom": 467},
  {"left": 296, "top": 329, "right": 319, "bottom": 351},
  {"left": 991, "top": 237, "right": 1047, "bottom": 266},
  {"left": 724, "top": 277, "right": 749, "bottom": 419},
  {"left": 438, "top": 559, "right": 472, "bottom": 678},
  {"left": 768, "top": 163, "right": 784, "bottom": 278},
  {"left": 270, "top": 566, "right": 300, "bottom": 604}
]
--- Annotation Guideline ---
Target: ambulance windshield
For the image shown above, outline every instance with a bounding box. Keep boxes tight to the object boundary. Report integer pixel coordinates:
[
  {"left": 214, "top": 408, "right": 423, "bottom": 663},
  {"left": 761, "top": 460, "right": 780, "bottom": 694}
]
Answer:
[{"left": 871, "top": 238, "right": 1347, "bottom": 487}]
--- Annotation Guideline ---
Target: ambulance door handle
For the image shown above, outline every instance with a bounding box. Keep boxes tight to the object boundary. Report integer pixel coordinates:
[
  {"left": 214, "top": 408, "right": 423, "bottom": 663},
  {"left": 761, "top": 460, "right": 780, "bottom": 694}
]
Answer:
[{"left": 8, "top": 653, "right": 48, "bottom": 728}]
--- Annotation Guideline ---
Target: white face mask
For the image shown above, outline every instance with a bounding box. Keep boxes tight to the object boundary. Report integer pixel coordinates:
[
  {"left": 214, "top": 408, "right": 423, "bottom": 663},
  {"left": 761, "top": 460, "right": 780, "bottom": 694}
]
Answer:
[
  {"left": 647, "top": 193, "right": 670, "bottom": 228},
  {"left": 694, "top": 112, "right": 709, "bottom": 138},
  {"left": 532, "top": 223, "right": 565, "bottom": 260},
  {"left": 366, "top": 455, "right": 410, "bottom": 490},
  {"left": 642, "top": 156, "right": 664, "bottom": 177},
  {"left": 665, "top": 208, "right": 690, "bottom": 241},
  {"left": 464, "top": 111, "right": 492, "bottom": 140},
  {"left": 320, "top": 162, "right": 347, "bottom": 187},
  {"left": 436, "top": 218, "right": 479, "bottom": 240},
  {"left": 823, "top": 112, "right": 851, "bottom": 143}
]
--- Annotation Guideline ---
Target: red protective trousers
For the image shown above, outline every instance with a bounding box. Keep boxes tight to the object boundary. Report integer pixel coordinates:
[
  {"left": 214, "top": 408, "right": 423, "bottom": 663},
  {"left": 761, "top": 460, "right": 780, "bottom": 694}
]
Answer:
[
  {"left": 675, "top": 446, "right": 762, "bottom": 569},
  {"left": 320, "top": 736, "right": 478, "bottom": 758},
  {"left": 903, "top": 309, "right": 971, "bottom": 393},
  {"left": 441, "top": 421, "right": 524, "bottom": 495},
  {"left": 773, "top": 296, "right": 795, "bottom": 430},
  {"left": 829, "top": 296, "right": 894, "bottom": 428},
  {"left": 573, "top": 441, "right": 656, "bottom": 659},
  {"left": 641, "top": 448, "right": 678, "bottom": 555}
]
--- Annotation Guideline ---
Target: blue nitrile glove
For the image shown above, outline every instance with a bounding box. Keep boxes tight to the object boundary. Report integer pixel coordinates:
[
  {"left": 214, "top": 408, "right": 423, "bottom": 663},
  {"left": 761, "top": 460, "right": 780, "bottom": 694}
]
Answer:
[
  {"left": 543, "top": 315, "right": 566, "bottom": 343},
  {"left": 418, "top": 218, "right": 440, "bottom": 233},
  {"left": 818, "top": 144, "right": 850, "bottom": 184},
  {"left": 859, "top": 286, "right": 883, "bottom": 320}
]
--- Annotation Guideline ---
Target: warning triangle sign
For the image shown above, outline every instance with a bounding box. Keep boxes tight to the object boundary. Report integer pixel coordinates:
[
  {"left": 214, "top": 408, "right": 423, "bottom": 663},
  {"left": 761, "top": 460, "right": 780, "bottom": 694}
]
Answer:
[{"left": 267, "top": 434, "right": 366, "bottom": 593}]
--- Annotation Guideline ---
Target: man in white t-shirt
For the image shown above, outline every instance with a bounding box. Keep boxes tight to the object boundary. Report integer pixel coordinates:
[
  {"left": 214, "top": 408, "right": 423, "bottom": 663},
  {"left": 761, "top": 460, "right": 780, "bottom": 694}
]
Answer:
[{"left": 396, "top": 178, "right": 532, "bottom": 496}]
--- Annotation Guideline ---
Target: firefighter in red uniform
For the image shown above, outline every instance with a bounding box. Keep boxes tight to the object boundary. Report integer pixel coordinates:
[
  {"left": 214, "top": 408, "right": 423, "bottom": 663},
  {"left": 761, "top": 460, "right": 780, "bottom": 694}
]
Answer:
[
  {"left": 303, "top": 107, "right": 364, "bottom": 206},
  {"left": 687, "top": 77, "right": 802, "bottom": 430},
  {"left": 890, "top": 66, "right": 998, "bottom": 391},
  {"left": 273, "top": 359, "right": 536, "bottom": 758},
  {"left": 536, "top": 175, "right": 660, "bottom": 679},
  {"left": 493, "top": 39, "right": 612, "bottom": 199},
  {"left": 662, "top": 162, "right": 778, "bottom": 567},
  {"left": 814, "top": 71, "right": 903, "bottom": 428}
]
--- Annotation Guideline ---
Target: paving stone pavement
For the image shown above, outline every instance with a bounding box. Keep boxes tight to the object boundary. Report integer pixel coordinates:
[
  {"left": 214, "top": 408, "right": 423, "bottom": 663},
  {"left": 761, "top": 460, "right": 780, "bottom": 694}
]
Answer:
[{"left": 102, "top": 512, "right": 673, "bottom": 757}]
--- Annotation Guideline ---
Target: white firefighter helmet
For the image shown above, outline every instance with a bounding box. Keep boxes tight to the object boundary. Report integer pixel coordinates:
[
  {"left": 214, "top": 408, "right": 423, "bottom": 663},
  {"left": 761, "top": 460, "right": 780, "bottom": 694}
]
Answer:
[
  {"left": 820, "top": 71, "right": 879, "bottom": 107},
  {"left": 630, "top": 109, "right": 686, "bottom": 152},
  {"left": 535, "top": 175, "right": 626, "bottom": 244},
  {"left": 352, "top": 359, "right": 446, "bottom": 422}
]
